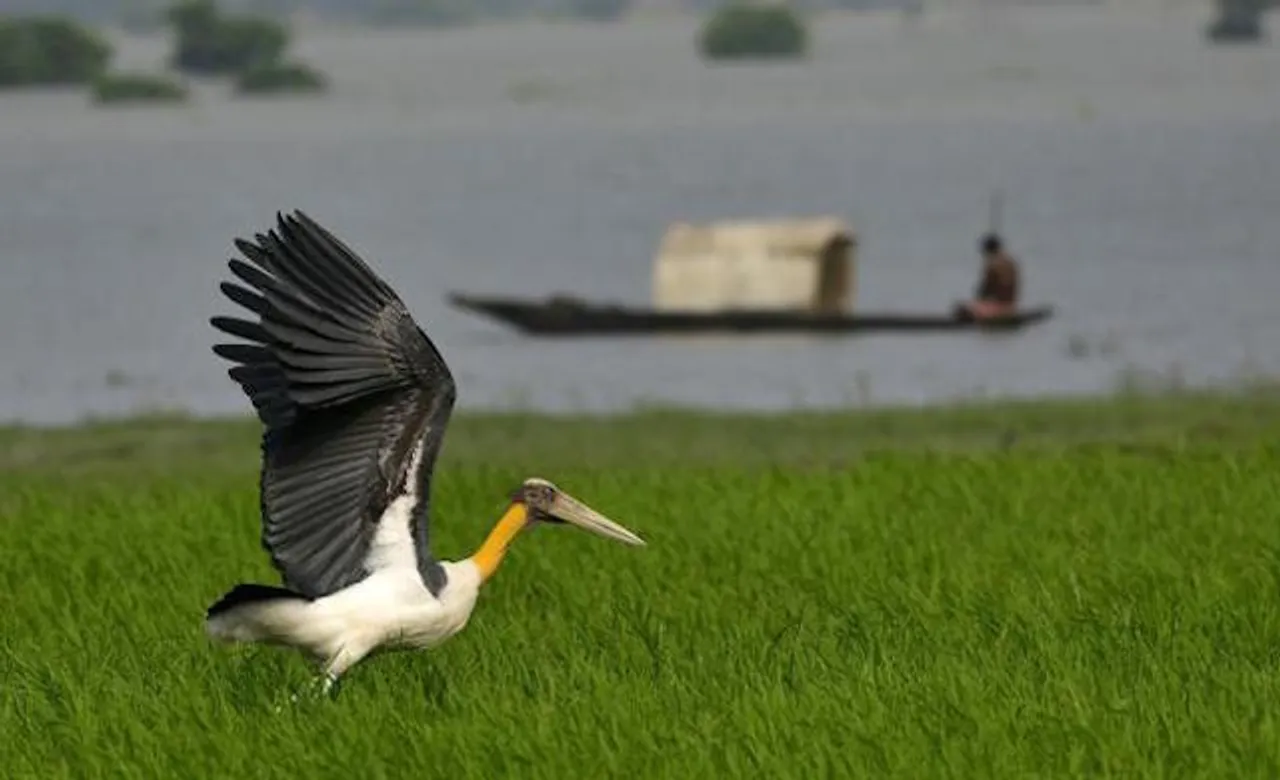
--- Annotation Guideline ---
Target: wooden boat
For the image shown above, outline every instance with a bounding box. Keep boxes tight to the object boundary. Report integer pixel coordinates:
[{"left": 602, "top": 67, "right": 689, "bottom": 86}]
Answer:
[
  {"left": 452, "top": 215, "right": 1054, "bottom": 337},
  {"left": 447, "top": 292, "right": 1055, "bottom": 337}
]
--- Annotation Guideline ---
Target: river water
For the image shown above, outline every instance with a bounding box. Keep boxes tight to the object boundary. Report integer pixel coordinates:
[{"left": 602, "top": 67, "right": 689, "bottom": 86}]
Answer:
[{"left": 1, "top": 6, "right": 1278, "bottom": 423}]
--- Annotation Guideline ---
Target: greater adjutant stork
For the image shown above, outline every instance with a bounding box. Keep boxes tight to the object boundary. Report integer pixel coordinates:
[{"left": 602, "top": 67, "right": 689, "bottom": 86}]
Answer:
[{"left": 204, "top": 211, "right": 645, "bottom": 694}]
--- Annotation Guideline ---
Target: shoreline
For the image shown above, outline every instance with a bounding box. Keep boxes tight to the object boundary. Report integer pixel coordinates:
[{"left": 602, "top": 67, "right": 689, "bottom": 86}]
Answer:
[{"left": 4, "top": 384, "right": 1277, "bottom": 475}]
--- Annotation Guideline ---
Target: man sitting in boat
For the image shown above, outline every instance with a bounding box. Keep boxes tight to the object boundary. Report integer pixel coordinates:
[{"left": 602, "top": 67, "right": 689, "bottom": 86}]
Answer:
[{"left": 955, "top": 233, "right": 1020, "bottom": 320}]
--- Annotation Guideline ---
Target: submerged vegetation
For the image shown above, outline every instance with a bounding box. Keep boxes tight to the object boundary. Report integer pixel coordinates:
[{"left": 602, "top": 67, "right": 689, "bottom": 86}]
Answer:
[
  {"left": 3, "top": 388, "right": 1280, "bottom": 775},
  {"left": 699, "top": 4, "right": 808, "bottom": 62},
  {"left": 234, "top": 60, "right": 328, "bottom": 95},
  {"left": 91, "top": 71, "right": 189, "bottom": 105}
]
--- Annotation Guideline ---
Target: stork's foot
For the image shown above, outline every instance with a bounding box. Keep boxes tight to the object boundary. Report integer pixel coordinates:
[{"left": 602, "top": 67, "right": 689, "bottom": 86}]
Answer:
[
  {"left": 300, "top": 672, "right": 340, "bottom": 700},
  {"left": 273, "top": 672, "right": 340, "bottom": 712}
]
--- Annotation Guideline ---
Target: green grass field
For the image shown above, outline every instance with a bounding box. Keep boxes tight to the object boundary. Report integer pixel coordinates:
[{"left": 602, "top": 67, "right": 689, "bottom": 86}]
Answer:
[{"left": 3, "top": 389, "right": 1280, "bottom": 778}]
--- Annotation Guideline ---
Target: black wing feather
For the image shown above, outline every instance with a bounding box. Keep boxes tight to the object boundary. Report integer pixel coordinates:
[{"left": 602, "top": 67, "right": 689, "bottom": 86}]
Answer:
[
  {"left": 249, "top": 232, "right": 385, "bottom": 321},
  {"left": 211, "top": 210, "right": 457, "bottom": 599},
  {"left": 278, "top": 214, "right": 400, "bottom": 304},
  {"left": 228, "top": 260, "right": 370, "bottom": 346},
  {"left": 219, "top": 283, "right": 270, "bottom": 318},
  {"left": 211, "top": 316, "right": 268, "bottom": 345}
]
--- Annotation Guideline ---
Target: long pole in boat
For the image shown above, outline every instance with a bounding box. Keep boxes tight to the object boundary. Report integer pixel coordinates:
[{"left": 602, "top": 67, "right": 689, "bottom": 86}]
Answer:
[{"left": 988, "top": 188, "right": 1004, "bottom": 237}]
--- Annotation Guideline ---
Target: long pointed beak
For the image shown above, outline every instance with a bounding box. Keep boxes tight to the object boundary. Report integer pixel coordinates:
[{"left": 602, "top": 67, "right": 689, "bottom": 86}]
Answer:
[{"left": 549, "top": 492, "right": 646, "bottom": 547}]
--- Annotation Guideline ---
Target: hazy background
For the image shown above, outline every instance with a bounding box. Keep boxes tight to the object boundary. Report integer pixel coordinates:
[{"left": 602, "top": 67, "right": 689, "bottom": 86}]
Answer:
[{"left": 1, "top": 2, "right": 1277, "bottom": 423}]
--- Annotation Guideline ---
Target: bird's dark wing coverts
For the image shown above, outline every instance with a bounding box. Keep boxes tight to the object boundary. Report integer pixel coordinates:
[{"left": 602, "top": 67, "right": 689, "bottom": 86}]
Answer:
[{"left": 211, "top": 211, "right": 456, "bottom": 599}]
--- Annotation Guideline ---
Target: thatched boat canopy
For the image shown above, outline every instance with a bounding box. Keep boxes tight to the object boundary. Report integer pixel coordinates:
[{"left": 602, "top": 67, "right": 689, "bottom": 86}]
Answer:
[{"left": 650, "top": 217, "right": 857, "bottom": 314}]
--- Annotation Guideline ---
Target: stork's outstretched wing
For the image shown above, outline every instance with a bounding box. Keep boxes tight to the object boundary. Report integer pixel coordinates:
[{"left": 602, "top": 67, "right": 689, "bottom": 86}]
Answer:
[{"left": 211, "top": 211, "right": 456, "bottom": 599}]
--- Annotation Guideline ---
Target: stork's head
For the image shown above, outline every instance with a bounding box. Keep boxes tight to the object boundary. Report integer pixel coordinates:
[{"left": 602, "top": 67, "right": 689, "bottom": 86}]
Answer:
[
  {"left": 471, "top": 477, "right": 645, "bottom": 582},
  {"left": 514, "top": 478, "right": 645, "bottom": 546}
]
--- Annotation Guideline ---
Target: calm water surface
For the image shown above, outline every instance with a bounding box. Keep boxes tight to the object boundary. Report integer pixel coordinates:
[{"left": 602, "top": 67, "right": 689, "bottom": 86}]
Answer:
[{"left": 1, "top": 8, "right": 1278, "bottom": 423}]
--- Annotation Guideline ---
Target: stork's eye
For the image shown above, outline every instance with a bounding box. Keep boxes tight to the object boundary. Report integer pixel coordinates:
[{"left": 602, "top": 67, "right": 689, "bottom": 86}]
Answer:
[{"left": 525, "top": 485, "right": 549, "bottom": 507}]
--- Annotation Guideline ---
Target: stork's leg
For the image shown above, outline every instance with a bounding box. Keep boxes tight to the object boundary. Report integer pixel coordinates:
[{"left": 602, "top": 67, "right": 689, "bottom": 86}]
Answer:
[
  {"left": 276, "top": 642, "right": 372, "bottom": 708},
  {"left": 303, "top": 643, "right": 368, "bottom": 700},
  {"left": 281, "top": 668, "right": 341, "bottom": 706},
  {"left": 324, "top": 643, "right": 368, "bottom": 682}
]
